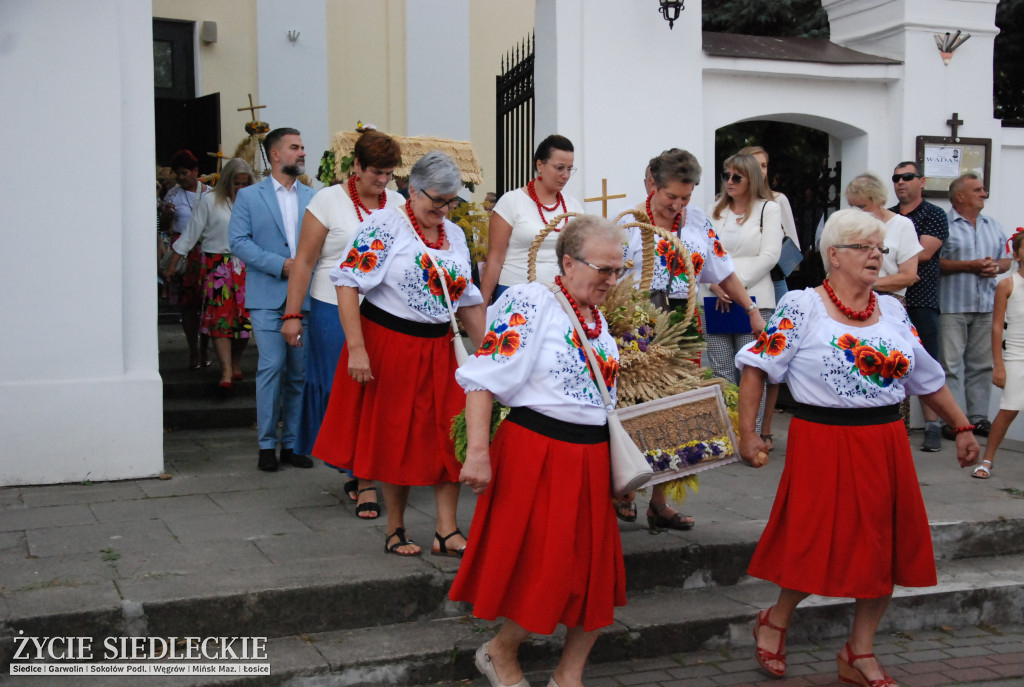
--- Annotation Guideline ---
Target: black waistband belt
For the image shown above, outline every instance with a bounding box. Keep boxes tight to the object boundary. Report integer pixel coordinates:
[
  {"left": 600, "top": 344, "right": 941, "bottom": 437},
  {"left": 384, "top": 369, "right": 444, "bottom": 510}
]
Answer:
[
  {"left": 507, "top": 406, "right": 609, "bottom": 444},
  {"left": 360, "top": 299, "right": 450, "bottom": 339},
  {"left": 791, "top": 402, "right": 901, "bottom": 426}
]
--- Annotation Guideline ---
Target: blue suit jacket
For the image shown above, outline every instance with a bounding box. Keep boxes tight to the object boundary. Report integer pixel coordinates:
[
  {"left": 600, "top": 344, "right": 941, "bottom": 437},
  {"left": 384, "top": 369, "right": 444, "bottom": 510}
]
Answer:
[{"left": 229, "top": 176, "right": 315, "bottom": 310}]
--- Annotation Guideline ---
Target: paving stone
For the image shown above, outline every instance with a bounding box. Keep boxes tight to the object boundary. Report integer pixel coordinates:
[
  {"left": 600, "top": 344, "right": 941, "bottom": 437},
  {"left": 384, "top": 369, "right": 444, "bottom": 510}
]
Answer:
[
  {"left": 88, "top": 494, "right": 224, "bottom": 522},
  {"left": 0, "top": 504, "right": 97, "bottom": 532},
  {"left": 160, "top": 510, "right": 312, "bottom": 544},
  {"left": 207, "top": 485, "right": 341, "bottom": 513},
  {"left": 19, "top": 481, "right": 148, "bottom": 508},
  {"left": 25, "top": 519, "right": 179, "bottom": 558},
  {"left": 137, "top": 473, "right": 262, "bottom": 498}
]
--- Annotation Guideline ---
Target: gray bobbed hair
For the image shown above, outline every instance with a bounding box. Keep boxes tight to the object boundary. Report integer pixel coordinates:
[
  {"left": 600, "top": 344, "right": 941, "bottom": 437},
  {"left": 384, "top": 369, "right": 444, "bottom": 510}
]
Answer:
[
  {"left": 409, "top": 150, "right": 463, "bottom": 195},
  {"left": 556, "top": 215, "right": 626, "bottom": 275}
]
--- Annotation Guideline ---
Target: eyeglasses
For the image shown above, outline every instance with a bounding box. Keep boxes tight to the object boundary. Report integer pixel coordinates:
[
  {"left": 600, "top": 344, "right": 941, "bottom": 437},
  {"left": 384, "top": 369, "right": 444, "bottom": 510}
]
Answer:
[
  {"left": 835, "top": 243, "right": 890, "bottom": 255},
  {"left": 420, "top": 189, "right": 461, "bottom": 210},
  {"left": 721, "top": 172, "right": 744, "bottom": 184},
  {"left": 573, "top": 257, "right": 627, "bottom": 279},
  {"left": 548, "top": 164, "right": 577, "bottom": 176},
  {"left": 891, "top": 172, "right": 921, "bottom": 183}
]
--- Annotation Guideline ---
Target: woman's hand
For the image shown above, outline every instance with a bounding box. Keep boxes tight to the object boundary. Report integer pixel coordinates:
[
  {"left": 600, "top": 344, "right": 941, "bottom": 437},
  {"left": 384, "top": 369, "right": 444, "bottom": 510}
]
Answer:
[
  {"left": 748, "top": 309, "right": 767, "bottom": 334},
  {"left": 711, "top": 284, "right": 733, "bottom": 312},
  {"left": 738, "top": 429, "right": 770, "bottom": 468},
  {"left": 459, "top": 448, "right": 492, "bottom": 495},
  {"left": 992, "top": 362, "right": 1006, "bottom": 389},
  {"left": 347, "top": 344, "right": 373, "bottom": 383},
  {"left": 954, "top": 430, "right": 981, "bottom": 469},
  {"left": 281, "top": 318, "right": 303, "bottom": 347}
]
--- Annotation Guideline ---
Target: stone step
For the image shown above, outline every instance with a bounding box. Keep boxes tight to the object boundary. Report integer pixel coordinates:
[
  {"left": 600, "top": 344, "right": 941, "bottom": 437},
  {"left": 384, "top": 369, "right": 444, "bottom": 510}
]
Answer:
[
  {"left": 162, "top": 396, "right": 257, "bottom": 431},
  {"left": 6, "top": 517, "right": 1023, "bottom": 655},
  {"left": 34, "top": 553, "right": 1024, "bottom": 687}
]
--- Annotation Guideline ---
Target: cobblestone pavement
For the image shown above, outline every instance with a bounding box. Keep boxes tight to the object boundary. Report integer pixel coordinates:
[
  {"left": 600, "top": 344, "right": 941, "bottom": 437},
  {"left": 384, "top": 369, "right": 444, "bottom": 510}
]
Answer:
[{"left": 441, "top": 624, "right": 1024, "bottom": 687}]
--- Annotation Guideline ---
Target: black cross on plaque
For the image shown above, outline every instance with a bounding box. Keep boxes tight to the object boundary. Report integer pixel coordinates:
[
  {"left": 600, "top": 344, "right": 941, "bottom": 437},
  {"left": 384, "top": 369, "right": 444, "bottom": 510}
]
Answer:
[{"left": 946, "top": 112, "right": 964, "bottom": 140}]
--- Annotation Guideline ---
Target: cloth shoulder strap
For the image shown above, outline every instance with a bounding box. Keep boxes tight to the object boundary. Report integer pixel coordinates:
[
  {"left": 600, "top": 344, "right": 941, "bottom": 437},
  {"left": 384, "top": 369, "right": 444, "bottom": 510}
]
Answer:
[{"left": 548, "top": 284, "right": 613, "bottom": 409}]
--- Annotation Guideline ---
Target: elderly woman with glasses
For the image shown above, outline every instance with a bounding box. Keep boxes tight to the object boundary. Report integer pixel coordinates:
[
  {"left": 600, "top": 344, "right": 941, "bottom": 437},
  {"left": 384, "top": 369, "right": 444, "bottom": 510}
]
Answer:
[
  {"left": 736, "top": 209, "right": 979, "bottom": 685},
  {"left": 452, "top": 215, "right": 628, "bottom": 687},
  {"left": 313, "top": 151, "right": 486, "bottom": 557},
  {"left": 479, "top": 135, "right": 585, "bottom": 303},
  {"left": 618, "top": 148, "right": 765, "bottom": 530},
  {"left": 282, "top": 129, "right": 403, "bottom": 518}
]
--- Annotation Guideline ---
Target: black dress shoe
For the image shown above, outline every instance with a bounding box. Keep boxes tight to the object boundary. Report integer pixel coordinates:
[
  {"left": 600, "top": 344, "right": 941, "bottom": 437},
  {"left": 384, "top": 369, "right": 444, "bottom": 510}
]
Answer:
[
  {"left": 941, "top": 424, "right": 956, "bottom": 441},
  {"left": 973, "top": 419, "right": 992, "bottom": 437},
  {"left": 280, "top": 449, "right": 313, "bottom": 468},
  {"left": 258, "top": 448, "right": 278, "bottom": 472}
]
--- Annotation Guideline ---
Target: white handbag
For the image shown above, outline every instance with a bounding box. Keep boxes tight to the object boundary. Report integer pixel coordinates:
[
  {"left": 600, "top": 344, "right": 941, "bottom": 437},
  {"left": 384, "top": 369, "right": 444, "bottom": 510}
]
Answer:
[{"left": 550, "top": 287, "right": 653, "bottom": 496}]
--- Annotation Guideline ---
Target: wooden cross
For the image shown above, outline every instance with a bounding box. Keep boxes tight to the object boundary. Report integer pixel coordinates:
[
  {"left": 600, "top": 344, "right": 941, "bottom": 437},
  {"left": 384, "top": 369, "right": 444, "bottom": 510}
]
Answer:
[
  {"left": 237, "top": 94, "right": 266, "bottom": 121},
  {"left": 584, "top": 178, "right": 627, "bottom": 218},
  {"left": 947, "top": 112, "right": 964, "bottom": 140},
  {"left": 206, "top": 145, "right": 226, "bottom": 173}
]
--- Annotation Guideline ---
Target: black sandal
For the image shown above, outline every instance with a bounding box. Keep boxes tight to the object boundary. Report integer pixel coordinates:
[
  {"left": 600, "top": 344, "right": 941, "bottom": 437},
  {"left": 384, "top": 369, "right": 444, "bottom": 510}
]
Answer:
[
  {"left": 614, "top": 498, "right": 638, "bottom": 523},
  {"left": 385, "top": 528, "right": 420, "bottom": 556},
  {"left": 431, "top": 529, "right": 467, "bottom": 558},
  {"left": 343, "top": 478, "right": 359, "bottom": 502},
  {"left": 354, "top": 487, "right": 379, "bottom": 519},
  {"left": 647, "top": 502, "right": 695, "bottom": 531}
]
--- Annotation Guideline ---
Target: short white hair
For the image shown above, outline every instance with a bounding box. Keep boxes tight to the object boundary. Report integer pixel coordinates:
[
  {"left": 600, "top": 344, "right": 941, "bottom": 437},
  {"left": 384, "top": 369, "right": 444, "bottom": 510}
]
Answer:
[{"left": 819, "top": 208, "right": 887, "bottom": 274}]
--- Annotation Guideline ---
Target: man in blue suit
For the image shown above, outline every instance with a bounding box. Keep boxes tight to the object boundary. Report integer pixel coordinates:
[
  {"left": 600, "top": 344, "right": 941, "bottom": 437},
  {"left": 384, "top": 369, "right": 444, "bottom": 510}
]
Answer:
[{"left": 229, "top": 128, "right": 315, "bottom": 471}]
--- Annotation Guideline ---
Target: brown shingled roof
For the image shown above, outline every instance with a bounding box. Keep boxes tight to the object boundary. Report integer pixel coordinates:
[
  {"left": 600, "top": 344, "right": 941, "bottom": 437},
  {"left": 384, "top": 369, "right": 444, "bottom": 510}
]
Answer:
[{"left": 703, "top": 31, "right": 902, "bottom": 65}]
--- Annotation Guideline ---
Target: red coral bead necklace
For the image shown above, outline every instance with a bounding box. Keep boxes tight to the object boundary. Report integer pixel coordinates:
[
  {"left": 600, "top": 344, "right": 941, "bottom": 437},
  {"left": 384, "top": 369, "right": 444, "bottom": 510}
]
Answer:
[
  {"left": 822, "top": 278, "right": 876, "bottom": 321},
  {"left": 527, "top": 178, "right": 568, "bottom": 230},
  {"left": 646, "top": 193, "right": 682, "bottom": 234},
  {"left": 348, "top": 175, "right": 386, "bottom": 222},
  {"left": 405, "top": 202, "right": 445, "bottom": 249},
  {"left": 555, "top": 275, "right": 601, "bottom": 339}
]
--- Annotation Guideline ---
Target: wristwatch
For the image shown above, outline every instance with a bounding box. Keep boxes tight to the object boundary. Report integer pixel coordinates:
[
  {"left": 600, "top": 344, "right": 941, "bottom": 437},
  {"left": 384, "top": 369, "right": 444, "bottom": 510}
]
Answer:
[{"left": 745, "top": 303, "right": 757, "bottom": 313}]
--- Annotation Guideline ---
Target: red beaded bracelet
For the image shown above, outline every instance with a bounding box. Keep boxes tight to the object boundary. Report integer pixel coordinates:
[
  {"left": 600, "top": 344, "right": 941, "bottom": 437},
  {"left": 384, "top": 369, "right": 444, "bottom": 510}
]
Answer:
[
  {"left": 281, "top": 313, "right": 304, "bottom": 321},
  {"left": 952, "top": 425, "right": 976, "bottom": 435}
]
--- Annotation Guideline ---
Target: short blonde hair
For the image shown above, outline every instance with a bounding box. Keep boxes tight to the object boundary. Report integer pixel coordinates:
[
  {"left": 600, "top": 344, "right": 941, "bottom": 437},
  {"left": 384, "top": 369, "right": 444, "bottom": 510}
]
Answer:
[
  {"left": 819, "top": 209, "right": 887, "bottom": 274},
  {"left": 845, "top": 173, "right": 888, "bottom": 206}
]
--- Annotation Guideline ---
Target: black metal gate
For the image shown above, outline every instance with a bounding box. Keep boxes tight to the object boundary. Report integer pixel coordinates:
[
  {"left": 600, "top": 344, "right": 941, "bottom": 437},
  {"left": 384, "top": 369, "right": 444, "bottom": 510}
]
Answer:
[
  {"left": 495, "top": 33, "right": 535, "bottom": 197},
  {"left": 787, "top": 159, "right": 842, "bottom": 290}
]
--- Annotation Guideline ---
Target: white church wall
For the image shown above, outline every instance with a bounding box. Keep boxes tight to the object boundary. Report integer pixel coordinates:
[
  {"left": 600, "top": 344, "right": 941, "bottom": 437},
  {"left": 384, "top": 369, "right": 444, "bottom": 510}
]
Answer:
[
  {"left": 256, "top": 0, "right": 329, "bottom": 180},
  {"left": 406, "top": 0, "right": 471, "bottom": 144},
  {"left": 0, "top": 0, "right": 163, "bottom": 485},
  {"left": 536, "top": 0, "right": 706, "bottom": 217}
]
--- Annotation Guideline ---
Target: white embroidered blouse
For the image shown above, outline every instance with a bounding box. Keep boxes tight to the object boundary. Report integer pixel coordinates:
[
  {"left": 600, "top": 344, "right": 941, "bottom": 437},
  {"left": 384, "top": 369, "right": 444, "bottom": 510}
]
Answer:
[
  {"left": 735, "top": 288, "right": 945, "bottom": 408},
  {"left": 328, "top": 206, "right": 483, "bottom": 323},
  {"left": 455, "top": 282, "right": 619, "bottom": 426},
  {"left": 621, "top": 201, "right": 735, "bottom": 299}
]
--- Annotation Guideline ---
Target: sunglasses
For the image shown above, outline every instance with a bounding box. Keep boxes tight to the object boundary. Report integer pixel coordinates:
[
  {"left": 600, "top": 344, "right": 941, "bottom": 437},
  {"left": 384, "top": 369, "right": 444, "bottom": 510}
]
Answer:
[
  {"left": 721, "top": 172, "right": 744, "bottom": 184},
  {"left": 891, "top": 172, "right": 922, "bottom": 183}
]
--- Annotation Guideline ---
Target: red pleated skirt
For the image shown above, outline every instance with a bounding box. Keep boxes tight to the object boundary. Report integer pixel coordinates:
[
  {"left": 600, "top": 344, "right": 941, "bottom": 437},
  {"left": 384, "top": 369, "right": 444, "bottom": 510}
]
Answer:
[
  {"left": 748, "top": 417, "right": 937, "bottom": 598},
  {"left": 449, "top": 419, "right": 627, "bottom": 634},
  {"left": 312, "top": 314, "right": 463, "bottom": 485}
]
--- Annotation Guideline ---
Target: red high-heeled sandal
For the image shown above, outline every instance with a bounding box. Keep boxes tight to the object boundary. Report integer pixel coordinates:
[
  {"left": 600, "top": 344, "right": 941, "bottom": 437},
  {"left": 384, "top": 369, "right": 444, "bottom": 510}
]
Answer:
[
  {"left": 837, "top": 642, "right": 897, "bottom": 686},
  {"left": 753, "top": 607, "right": 788, "bottom": 678}
]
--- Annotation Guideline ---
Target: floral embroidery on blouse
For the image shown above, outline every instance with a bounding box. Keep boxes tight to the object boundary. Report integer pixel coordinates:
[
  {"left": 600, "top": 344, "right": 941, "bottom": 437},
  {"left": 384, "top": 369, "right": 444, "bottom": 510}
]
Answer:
[
  {"left": 339, "top": 226, "right": 387, "bottom": 273},
  {"left": 565, "top": 328, "right": 619, "bottom": 389},
  {"left": 751, "top": 303, "right": 804, "bottom": 358},
  {"left": 475, "top": 294, "right": 536, "bottom": 360},
  {"left": 831, "top": 334, "right": 910, "bottom": 388},
  {"left": 416, "top": 252, "right": 468, "bottom": 305}
]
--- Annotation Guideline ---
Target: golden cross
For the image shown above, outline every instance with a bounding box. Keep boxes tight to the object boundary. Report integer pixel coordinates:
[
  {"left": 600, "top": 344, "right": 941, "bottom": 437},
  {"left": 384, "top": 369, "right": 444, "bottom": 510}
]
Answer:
[
  {"left": 237, "top": 94, "right": 266, "bottom": 121},
  {"left": 584, "top": 178, "right": 627, "bottom": 218}
]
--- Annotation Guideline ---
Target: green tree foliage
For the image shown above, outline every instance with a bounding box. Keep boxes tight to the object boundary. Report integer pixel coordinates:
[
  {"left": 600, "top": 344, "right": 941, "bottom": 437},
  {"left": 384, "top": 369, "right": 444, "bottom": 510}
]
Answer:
[
  {"left": 995, "top": 0, "right": 1024, "bottom": 121},
  {"left": 702, "top": 0, "right": 829, "bottom": 38}
]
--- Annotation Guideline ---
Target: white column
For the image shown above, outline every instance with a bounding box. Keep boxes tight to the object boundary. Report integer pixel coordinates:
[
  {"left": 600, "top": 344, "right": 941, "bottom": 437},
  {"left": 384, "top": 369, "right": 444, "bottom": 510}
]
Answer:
[
  {"left": 535, "top": 0, "right": 707, "bottom": 214},
  {"left": 405, "top": 0, "right": 471, "bottom": 141},
  {"left": 256, "top": 0, "right": 329, "bottom": 179},
  {"left": 0, "top": 0, "right": 163, "bottom": 485}
]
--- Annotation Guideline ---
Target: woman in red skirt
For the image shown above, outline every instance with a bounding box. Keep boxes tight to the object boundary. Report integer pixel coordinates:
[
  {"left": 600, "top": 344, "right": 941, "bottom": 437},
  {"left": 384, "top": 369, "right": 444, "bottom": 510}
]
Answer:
[
  {"left": 452, "top": 216, "right": 628, "bottom": 687},
  {"left": 313, "top": 151, "right": 485, "bottom": 556},
  {"left": 736, "top": 209, "right": 980, "bottom": 686}
]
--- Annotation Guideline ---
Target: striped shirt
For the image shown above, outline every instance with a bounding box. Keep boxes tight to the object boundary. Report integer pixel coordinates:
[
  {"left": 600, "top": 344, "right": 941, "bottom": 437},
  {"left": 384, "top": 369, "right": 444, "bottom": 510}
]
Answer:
[{"left": 939, "top": 209, "right": 1007, "bottom": 313}]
